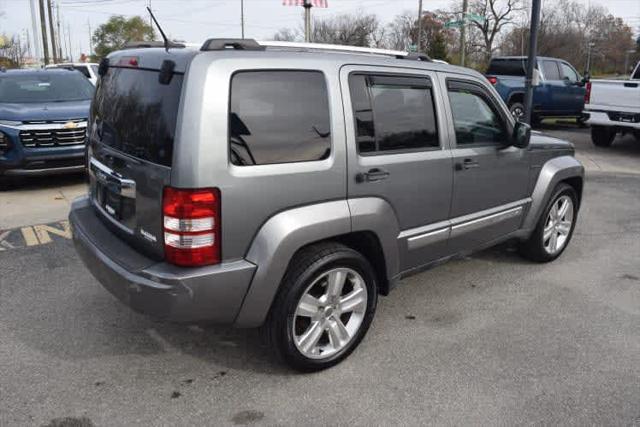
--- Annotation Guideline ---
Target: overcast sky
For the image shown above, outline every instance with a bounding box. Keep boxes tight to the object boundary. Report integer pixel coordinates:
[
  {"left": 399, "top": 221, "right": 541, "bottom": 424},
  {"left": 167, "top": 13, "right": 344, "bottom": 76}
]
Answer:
[{"left": 1, "top": 0, "right": 638, "bottom": 61}]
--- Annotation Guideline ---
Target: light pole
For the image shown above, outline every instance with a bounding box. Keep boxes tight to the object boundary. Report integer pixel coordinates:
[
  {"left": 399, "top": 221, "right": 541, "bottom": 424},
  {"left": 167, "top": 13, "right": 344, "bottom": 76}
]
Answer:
[
  {"left": 304, "top": 0, "right": 312, "bottom": 43},
  {"left": 417, "top": 0, "right": 423, "bottom": 53},
  {"left": 240, "top": 0, "right": 245, "bottom": 39},
  {"left": 460, "top": 0, "right": 468, "bottom": 66},
  {"left": 523, "top": 0, "right": 541, "bottom": 125}
]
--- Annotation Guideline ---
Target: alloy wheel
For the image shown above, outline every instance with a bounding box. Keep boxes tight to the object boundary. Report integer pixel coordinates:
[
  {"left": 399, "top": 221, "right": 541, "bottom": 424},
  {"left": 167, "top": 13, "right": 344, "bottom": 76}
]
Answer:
[
  {"left": 292, "top": 267, "right": 368, "bottom": 360},
  {"left": 543, "top": 195, "right": 574, "bottom": 255}
]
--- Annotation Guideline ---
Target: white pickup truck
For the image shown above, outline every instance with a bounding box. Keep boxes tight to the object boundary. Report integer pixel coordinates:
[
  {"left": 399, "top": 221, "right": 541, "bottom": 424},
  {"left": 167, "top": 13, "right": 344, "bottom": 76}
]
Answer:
[{"left": 584, "top": 61, "right": 640, "bottom": 147}]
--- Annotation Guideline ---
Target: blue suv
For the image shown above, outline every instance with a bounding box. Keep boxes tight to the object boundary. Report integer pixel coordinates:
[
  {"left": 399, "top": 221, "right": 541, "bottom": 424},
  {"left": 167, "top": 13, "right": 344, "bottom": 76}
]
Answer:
[{"left": 0, "top": 68, "right": 94, "bottom": 185}]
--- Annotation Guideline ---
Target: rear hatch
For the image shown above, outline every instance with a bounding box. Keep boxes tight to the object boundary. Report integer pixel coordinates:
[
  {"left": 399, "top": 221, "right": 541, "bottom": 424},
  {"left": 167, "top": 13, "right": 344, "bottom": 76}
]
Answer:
[{"left": 87, "top": 51, "right": 190, "bottom": 260}]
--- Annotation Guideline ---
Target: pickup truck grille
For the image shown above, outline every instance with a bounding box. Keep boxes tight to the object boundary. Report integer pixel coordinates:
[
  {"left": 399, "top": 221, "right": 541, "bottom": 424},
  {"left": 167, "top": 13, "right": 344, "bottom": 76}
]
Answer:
[{"left": 19, "top": 126, "right": 87, "bottom": 148}]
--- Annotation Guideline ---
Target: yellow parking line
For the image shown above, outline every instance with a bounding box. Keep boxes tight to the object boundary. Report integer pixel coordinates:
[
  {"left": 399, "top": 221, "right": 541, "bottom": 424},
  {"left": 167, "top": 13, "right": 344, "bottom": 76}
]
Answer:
[
  {"left": 33, "top": 221, "right": 71, "bottom": 244},
  {"left": 20, "top": 226, "right": 39, "bottom": 246}
]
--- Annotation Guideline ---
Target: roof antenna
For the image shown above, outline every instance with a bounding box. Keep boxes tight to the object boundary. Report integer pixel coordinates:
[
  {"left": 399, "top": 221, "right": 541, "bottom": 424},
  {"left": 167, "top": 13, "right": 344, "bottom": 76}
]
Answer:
[{"left": 146, "top": 6, "right": 175, "bottom": 52}]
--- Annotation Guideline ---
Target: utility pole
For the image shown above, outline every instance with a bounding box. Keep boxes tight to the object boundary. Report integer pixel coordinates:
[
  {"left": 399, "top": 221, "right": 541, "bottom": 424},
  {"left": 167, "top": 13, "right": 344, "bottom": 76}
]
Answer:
[
  {"left": 47, "top": 0, "right": 58, "bottom": 63},
  {"left": 67, "top": 23, "right": 72, "bottom": 61},
  {"left": 88, "top": 19, "right": 93, "bottom": 57},
  {"left": 147, "top": 0, "right": 152, "bottom": 28},
  {"left": 240, "top": 0, "right": 245, "bottom": 39},
  {"left": 523, "top": 0, "right": 541, "bottom": 125},
  {"left": 29, "top": 0, "right": 42, "bottom": 64},
  {"left": 38, "top": 0, "right": 50, "bottom": 65},
  {"left": 460, "top": 0, "right": 468, "bottom": 66},
  {"left": 304, "top": 0, "right": 312, "bottom": 43},
  {"left": 417, "top": 0, "right": 423, "bottom": 52},
  {"left": 56, "top": 1, "right": 62, "bottom": 61}
]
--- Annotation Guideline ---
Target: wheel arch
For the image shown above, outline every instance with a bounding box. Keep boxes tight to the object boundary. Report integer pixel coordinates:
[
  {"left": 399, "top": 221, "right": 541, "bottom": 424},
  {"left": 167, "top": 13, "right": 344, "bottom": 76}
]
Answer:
[
  {"left": 522, "top": 156, "right": 584, "bottom": 233},
  {"left": 507, "top": 91, "right": 525, "bottom": 106},
  {"left": 234, "top": 198, "right": 400, "bottom": 327}
]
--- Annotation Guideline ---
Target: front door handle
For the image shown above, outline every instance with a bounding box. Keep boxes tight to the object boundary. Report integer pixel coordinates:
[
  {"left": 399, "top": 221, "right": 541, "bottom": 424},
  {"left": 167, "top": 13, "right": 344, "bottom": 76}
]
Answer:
[
  {"left": 356, "top": 168, "right": 390, "bottom": 183},
  {"left": 456, "top": 159, "right": 479, "bottom": 171}
]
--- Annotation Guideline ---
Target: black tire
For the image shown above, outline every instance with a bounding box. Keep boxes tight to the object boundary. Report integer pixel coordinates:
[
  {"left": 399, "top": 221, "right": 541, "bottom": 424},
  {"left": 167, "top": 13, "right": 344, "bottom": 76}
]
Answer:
[
  {"left": 591, "top": 126, "right": 616, "bottom": 147},
  {"left": 519, "top": 183, "right": 579, "bottom": 263},
  {"left": 633, "top": 130, "right": 640, "bottom": 142},
  {"left": 509, "top": 101, "right": 526, "bottom": 122},
  {"left": 0, "top": 176, "right": 13, "bottom": 191},
  {"left": 264, "top": 242, "right": 378, "bottom": 372}
]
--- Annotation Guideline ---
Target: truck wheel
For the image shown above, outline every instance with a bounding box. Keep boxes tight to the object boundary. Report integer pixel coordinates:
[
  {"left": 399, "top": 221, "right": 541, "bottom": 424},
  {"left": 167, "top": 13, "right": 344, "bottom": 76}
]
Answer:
[
  {"left": 264, "top": 242, "right": 378, "bottom": 372},
  {"left": 519, "top": 183, "right": 578, "bottom": 263},
  {"left": 591, "top": 126, "right": 616, "bottom": 147},
  {"left": 509, "top": 102, "right": 526, "bottom": 122}
]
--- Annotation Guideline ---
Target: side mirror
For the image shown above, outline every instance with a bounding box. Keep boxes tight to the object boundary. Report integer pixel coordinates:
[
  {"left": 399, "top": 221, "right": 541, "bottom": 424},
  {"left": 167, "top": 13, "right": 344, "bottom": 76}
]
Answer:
[{"left": 511, "top": 121, "right": 531, "bottom": 148}]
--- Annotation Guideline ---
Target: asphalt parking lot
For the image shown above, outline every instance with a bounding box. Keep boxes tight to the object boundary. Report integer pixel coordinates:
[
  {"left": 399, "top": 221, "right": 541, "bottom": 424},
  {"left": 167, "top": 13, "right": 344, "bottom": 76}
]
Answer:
[{"left": 1, "top": 125, "right": 639, "bottom": 426}]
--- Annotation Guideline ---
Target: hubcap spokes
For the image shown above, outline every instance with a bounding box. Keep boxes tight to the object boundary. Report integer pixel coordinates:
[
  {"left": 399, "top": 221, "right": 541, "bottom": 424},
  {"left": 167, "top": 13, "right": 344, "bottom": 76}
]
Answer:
[
  {"left": 543, "top": 195, "right": 574, "bottom": 254},
  {"left": 293, "top": 268, "right": 367, "bottom": 359}
]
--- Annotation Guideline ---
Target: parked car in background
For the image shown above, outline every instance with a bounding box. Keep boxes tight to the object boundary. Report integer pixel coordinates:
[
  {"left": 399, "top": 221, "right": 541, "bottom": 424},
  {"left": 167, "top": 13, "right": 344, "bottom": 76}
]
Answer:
[
  {"left": 70, "top": 40, "right": 584, "bottom": 372},
  {"left": 45, "top": 62, "right": 100, "bottom": 85},
  {"left": 584, "top": 60, "right": 640, "bottom": 146},
  {"left": 0, "top": 68, "right": 94, "bottom": 186},
  {"left": 486, "top": 56, "right": 587, "bottom": 124}
]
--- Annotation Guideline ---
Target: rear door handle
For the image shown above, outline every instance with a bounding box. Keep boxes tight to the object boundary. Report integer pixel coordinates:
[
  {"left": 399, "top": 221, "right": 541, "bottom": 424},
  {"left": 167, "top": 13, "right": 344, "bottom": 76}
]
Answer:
[
  {"left": 356, "top": 168, "right": 390, "bottom": 183},
  {"left": 456, "top": 159, "right": 479, "bottom": 171}
]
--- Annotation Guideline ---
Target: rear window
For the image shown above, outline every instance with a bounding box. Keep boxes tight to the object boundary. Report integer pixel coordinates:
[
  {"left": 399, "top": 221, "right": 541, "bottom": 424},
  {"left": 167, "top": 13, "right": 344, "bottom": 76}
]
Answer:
[
  {"left": 0, "top": 72, "right": 94, "bottom": 103},
  {"left": 92, "top": 67, "right": 183, "bottom": 167},
  {"left": 229, "top": 70, "right": 331, "bottom": 166},
  {"left": 486, "top": 59, "right": 528, "bottom": 76}
]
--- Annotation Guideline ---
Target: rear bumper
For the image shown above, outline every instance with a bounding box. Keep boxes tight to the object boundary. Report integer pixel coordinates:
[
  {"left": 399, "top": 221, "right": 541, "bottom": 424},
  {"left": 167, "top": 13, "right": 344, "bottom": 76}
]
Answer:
[
  {"left": 584, "top": 110, "right": 640, "bottom": 129},
  {"left": 70, "top": 196, "right": 256, "bottom": 324}
]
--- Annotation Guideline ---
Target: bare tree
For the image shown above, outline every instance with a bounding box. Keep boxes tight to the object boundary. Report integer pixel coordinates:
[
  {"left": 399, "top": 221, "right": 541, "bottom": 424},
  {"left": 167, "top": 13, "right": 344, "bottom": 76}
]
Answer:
[
  {"left": 0, "top": 34, "right": 27, "bottom": 68},
  {"left": 272, "top": 28, "right": 298, "bottom": 42},
  {"left": 312, "top": 13, "right": 381, "bottom": 47},
  {"left": 500, "top": 0, "right": 636, "bottom": 75},
  {"left": 467, "top": 0, "right": 524, "bottom": 62}
]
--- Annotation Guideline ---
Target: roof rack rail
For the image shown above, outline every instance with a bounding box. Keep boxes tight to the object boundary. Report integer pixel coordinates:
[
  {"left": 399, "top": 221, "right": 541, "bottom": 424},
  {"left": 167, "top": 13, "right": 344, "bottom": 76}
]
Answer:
[
  {"left": 124, "top": 40, "right": 185, "bottom": 49},
  {"left": 256, "top": 41, "right": 432, "bottom": 61},
  {"left": 200, "top": 38, "right": 265, "bottom": 51}
]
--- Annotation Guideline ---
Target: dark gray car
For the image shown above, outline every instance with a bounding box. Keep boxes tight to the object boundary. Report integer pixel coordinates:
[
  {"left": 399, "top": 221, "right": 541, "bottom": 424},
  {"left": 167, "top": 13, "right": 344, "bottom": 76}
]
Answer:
[{"left": 69, "top": 40, "right": 584, "bottom": 371}]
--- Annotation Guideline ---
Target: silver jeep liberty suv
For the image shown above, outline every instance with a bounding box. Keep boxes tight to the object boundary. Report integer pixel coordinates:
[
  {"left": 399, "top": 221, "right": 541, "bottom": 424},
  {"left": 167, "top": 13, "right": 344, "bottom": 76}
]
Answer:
[{"left": 70, "top": 39, "right": 584, "bottom": 371}]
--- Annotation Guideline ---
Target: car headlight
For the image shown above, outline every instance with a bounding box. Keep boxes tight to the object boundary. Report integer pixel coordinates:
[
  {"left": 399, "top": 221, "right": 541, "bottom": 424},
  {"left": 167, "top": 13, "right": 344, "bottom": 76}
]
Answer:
[{"left": 0, "top": 120, "right": 21, "bottom": 127}]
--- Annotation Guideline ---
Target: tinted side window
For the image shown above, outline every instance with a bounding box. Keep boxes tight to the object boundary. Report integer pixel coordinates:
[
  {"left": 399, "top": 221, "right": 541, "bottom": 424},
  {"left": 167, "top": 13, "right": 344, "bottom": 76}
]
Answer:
[
  {"left": 447, "top": 83, "right": 507, "bottom": 146},
  {"left": 542, "top": 60, "right": 561, "bottom": 80},
  {"left": 73, "top": 66, "right": 91, "bottom": 79},
  {"left": 632, "top": 64, "right": 640, "bottom": 80},
  {"left": 349, "top": 74, "right": 438, "bottom": 154},
  {"left": 560, "top": 63, "right": 579, "bottom": 82},
  {"left": 486, "top": 59, "right": 528, "bottom": 76},
  {"left": 229, "top": 71, "right": 331, "bottom": 166}
]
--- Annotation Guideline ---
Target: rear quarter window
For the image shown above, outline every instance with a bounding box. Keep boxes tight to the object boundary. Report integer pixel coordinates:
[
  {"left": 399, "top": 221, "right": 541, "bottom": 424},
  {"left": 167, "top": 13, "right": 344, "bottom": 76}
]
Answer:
[
  {"left": 229, "top": 70, "right": 331, "bottom": 166},
  {"left": 486, "top": 59, "right": 528, "bottom": 76}
]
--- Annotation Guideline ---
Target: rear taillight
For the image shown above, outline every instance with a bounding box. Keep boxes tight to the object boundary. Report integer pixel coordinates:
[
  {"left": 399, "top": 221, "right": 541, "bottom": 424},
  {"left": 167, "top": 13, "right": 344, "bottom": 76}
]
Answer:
[
  {"left": 162, "top": 187, "right": 220, "bottom": 267},
  {"left": 487, "top": 76, "right": 498, "bottom": 85},
  {"left": 584, "top": 81, "right": 591, "bottom": 104}
]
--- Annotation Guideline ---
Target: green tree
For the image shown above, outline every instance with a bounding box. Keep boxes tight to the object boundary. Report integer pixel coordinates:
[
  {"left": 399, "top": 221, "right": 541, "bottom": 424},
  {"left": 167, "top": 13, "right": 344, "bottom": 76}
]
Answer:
[{"left": 92, "top": 16, "right": 155, "bottom": 59}]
